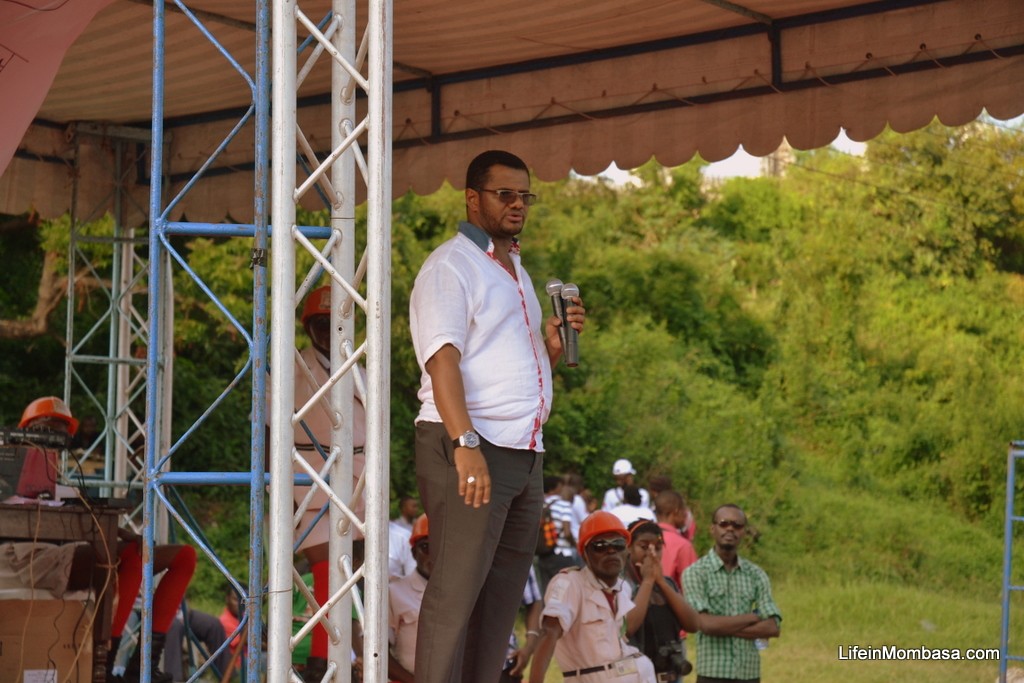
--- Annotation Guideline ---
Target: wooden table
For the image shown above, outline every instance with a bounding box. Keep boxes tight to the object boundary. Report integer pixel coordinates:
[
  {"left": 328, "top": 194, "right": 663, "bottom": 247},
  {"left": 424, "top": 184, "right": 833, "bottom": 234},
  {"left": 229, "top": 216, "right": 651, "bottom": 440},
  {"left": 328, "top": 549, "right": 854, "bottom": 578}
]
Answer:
[{"left": 0, "top": 502, "right": 122, "bottom": 682}]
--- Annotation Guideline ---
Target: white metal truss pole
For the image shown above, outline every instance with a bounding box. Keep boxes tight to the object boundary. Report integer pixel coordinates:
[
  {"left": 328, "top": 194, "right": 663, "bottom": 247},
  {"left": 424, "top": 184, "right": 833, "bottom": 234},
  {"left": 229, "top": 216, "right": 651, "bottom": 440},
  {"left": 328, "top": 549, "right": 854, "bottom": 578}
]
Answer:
[
  {"left": 269, "top": 1, "right": 299, "bottom": 682},
  {"left": 112, "top": 224, "right": 133, "bottom": 500},
  {"left": 330, "top": 0, "right": 356, "bottom": 680},
  {"left": 270, "top": 0, "right": 392, "bottom": 680},
  {"left": 363, "top": 0, "right": 392, "bottom": 680}
]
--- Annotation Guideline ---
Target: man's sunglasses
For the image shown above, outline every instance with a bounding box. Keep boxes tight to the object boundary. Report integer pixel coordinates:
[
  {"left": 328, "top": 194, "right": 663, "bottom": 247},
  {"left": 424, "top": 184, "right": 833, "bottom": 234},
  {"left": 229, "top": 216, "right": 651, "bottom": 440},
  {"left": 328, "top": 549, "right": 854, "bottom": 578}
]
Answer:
[
  {"left": 474, "top": 188, "right": 539, "bottom": 206},
  {"left": 588, "top": 538, "right": 627, "bottom": 554},
  {"left": 715, "top": 520, "right": 746, "bottom": 531}
]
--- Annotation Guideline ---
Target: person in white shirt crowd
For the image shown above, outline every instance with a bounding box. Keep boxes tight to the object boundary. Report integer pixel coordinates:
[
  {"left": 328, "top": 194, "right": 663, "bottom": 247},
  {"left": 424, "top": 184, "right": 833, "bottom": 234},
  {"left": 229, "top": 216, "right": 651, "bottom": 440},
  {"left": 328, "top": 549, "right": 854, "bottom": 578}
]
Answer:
[
  {"left": 602, "top": 458, "right": 651, "bottom": 511},
  {"left": 562, "top": 473, "right": 588, "bottom": 560},
  {"left": 609, "top": 485, "right": 656, "bottom": 528},
  {"left": 529, "top": 511, "right": 657, "bottom": 683},
  {"left": 388, "top": 514, "right": 432, "bottom": 682},
  {"left": 388, "top": 495, "right": 420, "bottom": 578},
  {"left": 392, "top": 495, "right": 419, "bottom": 533}
]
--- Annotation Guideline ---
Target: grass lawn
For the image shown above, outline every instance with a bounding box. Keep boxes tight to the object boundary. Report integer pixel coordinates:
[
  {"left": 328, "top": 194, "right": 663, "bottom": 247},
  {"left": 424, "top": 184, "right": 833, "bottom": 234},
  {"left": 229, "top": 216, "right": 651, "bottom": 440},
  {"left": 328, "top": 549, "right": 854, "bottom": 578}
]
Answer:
[{"left": 757, "top": 579, "right": 1002, "bottom": 683}]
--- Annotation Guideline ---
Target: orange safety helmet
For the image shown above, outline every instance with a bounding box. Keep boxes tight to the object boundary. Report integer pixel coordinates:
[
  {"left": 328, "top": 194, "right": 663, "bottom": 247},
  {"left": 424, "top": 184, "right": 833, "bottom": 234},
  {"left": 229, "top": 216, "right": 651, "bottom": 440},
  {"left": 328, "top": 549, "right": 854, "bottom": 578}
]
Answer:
[
  {"left": 301, "top": 285, "right": 331, "bottom": 324},
  {"left": 577, "top": 510, "right": 630, "bottom": 557},
  {"left": 19, "top": 396, "right": 79, "bottom": 436},
  {"left": 410, "top": 514, "right": 429, "bottom": 547}
]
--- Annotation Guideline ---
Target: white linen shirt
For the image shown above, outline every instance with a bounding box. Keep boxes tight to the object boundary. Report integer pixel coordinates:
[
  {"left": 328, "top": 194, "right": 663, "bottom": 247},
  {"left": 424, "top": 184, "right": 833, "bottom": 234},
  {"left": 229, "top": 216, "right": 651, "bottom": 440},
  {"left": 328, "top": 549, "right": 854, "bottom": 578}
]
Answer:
[
  {"left": 410, "top": 222, "right": 552, "bottom": 451},
  {"left": 388, "top": 520, "right": 417, "bottom": 578}
]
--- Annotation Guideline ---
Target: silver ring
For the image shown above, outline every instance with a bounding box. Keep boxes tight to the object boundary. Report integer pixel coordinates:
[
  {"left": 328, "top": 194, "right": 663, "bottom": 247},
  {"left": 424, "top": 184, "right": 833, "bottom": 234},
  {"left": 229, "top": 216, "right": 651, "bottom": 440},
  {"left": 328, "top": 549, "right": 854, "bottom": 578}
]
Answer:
[{"left": 466, "top": 476, "right": 476, "bottom": 485}]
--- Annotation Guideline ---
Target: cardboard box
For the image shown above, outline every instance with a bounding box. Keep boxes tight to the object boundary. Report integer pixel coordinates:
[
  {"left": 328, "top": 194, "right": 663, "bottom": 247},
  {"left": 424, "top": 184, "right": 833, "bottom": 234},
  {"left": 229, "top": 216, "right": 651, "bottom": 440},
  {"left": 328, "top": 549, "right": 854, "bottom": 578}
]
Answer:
[{"left": 0, "top": 600, "right": 92, "bottom": 683}]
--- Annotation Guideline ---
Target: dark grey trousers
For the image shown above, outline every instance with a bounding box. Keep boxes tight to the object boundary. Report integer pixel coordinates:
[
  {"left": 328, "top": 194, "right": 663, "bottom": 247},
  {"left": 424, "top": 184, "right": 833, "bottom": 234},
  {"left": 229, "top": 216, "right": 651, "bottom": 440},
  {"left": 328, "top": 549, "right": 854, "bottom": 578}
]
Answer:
[
  {"left": 414, "top": 421, "right": 544, "bottom": 683},
  {"left": 164, "top": 609, "right": 230, "bottom": 681}
]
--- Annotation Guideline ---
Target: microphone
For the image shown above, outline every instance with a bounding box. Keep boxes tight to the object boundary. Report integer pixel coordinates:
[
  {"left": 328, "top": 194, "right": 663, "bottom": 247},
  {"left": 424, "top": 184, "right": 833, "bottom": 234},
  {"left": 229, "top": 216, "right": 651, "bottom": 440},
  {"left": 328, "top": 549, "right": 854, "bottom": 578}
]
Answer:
[
  {"left": 560, "top": 283, "right": 580, "bottom": 367},
  {"left": 546, "top": 279, "right": 568, "bottom": 351}
]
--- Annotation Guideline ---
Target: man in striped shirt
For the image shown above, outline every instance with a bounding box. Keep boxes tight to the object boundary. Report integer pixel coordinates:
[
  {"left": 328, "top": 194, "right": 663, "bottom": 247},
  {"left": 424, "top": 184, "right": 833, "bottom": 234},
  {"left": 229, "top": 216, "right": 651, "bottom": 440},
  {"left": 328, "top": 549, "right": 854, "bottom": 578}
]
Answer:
[{"left": 536, "top": 475, "right": 578, "bottom": 593}]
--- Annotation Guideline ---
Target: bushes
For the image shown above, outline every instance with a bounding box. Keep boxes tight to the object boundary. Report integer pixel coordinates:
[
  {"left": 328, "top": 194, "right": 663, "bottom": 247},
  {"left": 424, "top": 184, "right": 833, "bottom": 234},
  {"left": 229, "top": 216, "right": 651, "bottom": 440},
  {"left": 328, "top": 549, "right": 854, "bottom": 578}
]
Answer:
[{"left": 752, "top": 479, "right": 1012, "bottom": 600}]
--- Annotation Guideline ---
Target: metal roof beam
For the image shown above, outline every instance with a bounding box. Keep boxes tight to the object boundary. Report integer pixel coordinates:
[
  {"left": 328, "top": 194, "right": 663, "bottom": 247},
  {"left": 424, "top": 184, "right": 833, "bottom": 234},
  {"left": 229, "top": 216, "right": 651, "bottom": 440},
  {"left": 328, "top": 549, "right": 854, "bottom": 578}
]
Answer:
[{"left": 699, "top": 0, "right": 773, "bottom": 25}]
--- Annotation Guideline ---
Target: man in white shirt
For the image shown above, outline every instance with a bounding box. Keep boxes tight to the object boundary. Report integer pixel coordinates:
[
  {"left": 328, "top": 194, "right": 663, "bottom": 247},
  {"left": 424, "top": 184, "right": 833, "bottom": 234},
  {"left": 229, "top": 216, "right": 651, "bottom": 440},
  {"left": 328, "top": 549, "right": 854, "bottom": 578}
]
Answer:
[
  {"left": 392, "top": 495, "right": 419, "bottom": 533},
  {"left": 602, "top": 458, "right": 650, "bottom": 511},
  {"left": 563, "top": 473, "right": 589, "bottom": 543},
  {"left": 409, "top": 150, "right": 586, "bottom": 683},
  {"left": 389, "top": 496, "right": 420, "bottom": 577},
  {"left": 609, "top": 485, "right": 656, "bottom": 528}
]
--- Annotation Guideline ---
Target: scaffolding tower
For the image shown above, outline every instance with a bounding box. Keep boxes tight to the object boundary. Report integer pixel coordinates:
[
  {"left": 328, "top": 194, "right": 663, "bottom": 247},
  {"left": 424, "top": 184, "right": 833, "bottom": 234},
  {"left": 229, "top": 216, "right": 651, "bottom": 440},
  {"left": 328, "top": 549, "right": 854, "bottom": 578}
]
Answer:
[
  {"left": 1001, "top": 441, "right": 1024, "bottom": 682},
  {"left": 64, "top": 1, "right": 391, "bottom": 681}
]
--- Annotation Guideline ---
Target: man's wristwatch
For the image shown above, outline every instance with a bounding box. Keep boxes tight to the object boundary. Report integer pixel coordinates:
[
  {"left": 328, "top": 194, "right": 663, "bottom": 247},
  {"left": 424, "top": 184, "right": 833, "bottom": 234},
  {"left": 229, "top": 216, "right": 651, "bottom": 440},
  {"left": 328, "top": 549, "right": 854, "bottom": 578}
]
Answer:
[{"left": 453, "top": 430, "right": 481, "bottom": 449}]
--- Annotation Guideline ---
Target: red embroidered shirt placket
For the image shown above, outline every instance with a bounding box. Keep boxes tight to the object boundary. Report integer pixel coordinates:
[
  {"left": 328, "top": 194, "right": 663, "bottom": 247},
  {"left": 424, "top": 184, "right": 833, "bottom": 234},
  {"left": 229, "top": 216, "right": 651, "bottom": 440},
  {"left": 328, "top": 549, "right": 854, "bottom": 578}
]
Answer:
[{"left": 487, "top": 241, "right": 546, "bottom": 450}]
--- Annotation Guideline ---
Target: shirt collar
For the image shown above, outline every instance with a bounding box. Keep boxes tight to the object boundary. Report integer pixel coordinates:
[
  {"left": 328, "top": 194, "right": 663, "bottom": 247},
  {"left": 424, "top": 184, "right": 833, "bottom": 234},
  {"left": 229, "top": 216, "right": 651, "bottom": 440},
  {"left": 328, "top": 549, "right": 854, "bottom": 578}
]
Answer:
[
  {"left": 582, "top": 565, "right": 624, "bottom": 595},
  {"left": 658, "top": 521, "right": 683, "bottom": 537},
  {"left": 458, "top": 221, "right": 521, "bottom": 255},
  {"left": 707, "top": 547, "right": 747, "bottom": 572}
]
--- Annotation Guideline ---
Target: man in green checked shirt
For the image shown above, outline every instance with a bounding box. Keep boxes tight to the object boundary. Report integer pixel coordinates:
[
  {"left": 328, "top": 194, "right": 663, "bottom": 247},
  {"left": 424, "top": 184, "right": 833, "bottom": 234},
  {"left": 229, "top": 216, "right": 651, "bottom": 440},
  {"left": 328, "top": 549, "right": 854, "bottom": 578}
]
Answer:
[{"left": 683, "top": 504, "right": 781, "bottom": 683}]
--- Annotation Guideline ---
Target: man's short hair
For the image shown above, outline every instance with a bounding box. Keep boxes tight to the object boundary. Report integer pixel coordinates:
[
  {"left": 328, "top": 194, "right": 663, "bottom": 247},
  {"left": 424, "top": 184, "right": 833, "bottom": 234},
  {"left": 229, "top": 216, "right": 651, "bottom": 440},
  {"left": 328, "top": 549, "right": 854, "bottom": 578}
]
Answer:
[
  {"left": 648, "top": 474, "right": 672, "bottom": 495},
  {"left": 543, "top": 475, "right": 563, "bottom": 493},
  {"left": 712, "top": 503, "right": 746, "bottom": 524},
  {"left": 466, "top": 150, "right": 528, "bottom": 190},
  {"left": 564, "top": 472, "right": 583, "bottom": 490},
  {"left": 654, "top": 489, "right": 684, "bottom": 517}
]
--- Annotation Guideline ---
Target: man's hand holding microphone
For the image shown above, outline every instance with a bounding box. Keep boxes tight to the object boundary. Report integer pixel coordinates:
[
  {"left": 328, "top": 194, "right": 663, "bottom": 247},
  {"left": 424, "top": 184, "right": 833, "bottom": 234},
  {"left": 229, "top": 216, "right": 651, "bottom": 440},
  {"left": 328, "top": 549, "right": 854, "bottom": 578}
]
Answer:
[{"left": 545, "top": 279, "right": 585, "bottom": 367}]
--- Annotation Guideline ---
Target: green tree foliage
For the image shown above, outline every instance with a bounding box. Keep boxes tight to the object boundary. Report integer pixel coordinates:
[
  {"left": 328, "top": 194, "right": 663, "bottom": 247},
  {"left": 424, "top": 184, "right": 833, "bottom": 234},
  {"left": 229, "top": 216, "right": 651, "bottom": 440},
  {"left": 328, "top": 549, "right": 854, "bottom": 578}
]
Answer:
[
  {"left": 763, "top": 121, "right": 1024, "bottom": 521},
  {"left": 0, "top": 216, "right": 60, "bottom": 419}
]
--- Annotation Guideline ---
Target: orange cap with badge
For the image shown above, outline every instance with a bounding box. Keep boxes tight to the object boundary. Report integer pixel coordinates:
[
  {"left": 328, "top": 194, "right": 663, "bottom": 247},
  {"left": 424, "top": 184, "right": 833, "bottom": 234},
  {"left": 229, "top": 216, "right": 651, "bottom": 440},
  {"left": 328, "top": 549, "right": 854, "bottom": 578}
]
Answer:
[
  {"left": 410, "top": 514, "right": 429, "bottom": 546},
  {"left": 301, "top": 285, "right": 331, "bottom": 324},
  {"left": 577, "top": 511, "right": 630, "bottom": 557}
]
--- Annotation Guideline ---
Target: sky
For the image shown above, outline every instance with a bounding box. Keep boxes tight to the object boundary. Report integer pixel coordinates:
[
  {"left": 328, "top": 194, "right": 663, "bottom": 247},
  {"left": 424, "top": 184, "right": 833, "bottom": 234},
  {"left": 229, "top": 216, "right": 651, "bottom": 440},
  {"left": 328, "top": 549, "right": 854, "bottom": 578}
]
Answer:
[{"left": 598, "top": 128, "right": 867, "bottom": 183}]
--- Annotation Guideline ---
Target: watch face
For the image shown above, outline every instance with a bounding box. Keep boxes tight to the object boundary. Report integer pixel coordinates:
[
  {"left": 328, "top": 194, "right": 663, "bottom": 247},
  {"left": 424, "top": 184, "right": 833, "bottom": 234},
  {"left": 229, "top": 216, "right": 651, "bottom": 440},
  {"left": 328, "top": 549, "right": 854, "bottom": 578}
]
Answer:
[{"left": 462, "top": 431, "right": 480, "bottom": 448}]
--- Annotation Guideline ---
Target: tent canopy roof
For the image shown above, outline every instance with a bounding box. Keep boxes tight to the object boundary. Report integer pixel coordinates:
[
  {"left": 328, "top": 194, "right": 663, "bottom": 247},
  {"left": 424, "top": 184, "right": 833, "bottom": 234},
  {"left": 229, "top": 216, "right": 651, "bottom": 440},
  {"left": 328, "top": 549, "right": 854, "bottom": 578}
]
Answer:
[{"left": 4, "top": 0, "right": 1024, "bottom": 221}]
